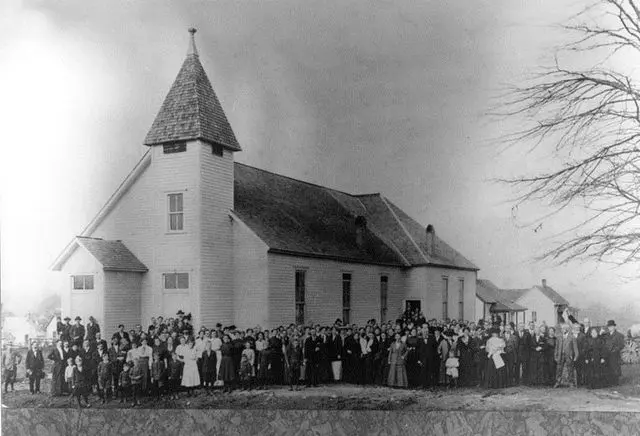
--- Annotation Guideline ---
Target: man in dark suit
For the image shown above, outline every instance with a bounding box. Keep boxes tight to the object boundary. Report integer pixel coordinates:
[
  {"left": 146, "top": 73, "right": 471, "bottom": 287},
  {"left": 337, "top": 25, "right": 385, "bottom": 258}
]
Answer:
[
  {"left": 602, "top": 320, "right": 626, "bottom": 386},
  {"left": 327, "top": 327, "right": 343, "bottom": 383},
  {"left": 304, "top": 328, "right": 321, "bottom": 387},
  {"left": 516, "top": 323, "right": 531, "bottom": 385},
  {"left": 417, "top": 331, "right": 438, "bottom": 388},
  {"left": 554, "top": 323, "right": 580, "bottom": 388},
  {"left": 70, "top": 317, "right": 86, "bottom": 348},
  {"left": 112, "top": 325, "right": 130, "bottom": 345},
  {"left": 26, "top": 342, "right": 45, "bottom": 394},
  {"left": 59, "top": 317, "right": 72, "bottom": 343},
  {"left": 572, "top": 324, "right": 587, "bottom": 386}
]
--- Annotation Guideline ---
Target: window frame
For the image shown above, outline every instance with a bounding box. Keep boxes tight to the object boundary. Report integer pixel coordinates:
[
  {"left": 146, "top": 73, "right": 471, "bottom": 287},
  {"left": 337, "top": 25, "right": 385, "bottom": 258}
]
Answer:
[
  {"left": 342, "top": 273, "right": 352, "bottom": 325},
  {"left": 163, "top": 142, "right": 187, "bottom": 154},
  {"left": 380, "top": 275, "right": 388, "bottom": 323},
  {"left": 167, "top": 192, "right": 185, "bottom": 232},
  {"left": 532, "top": 311, "right": 537, "bottom": 323},
  {"left": 295, "top": 270, "right": 306, "bottom": 325},
  {"left": 442, "top": 276, "right": 449, "bottom": 320},
  {"left": 458, "top": 278, "right": 464, "bottom": 321},
  {"left": 211, "top": 143, "right": 224, "bottom": 157},
  {"left": 162, "top": 272, "right": 190, "bottom": 290},
  {"left": 71, "top": 275, "right": 94, "bottom": 291}
]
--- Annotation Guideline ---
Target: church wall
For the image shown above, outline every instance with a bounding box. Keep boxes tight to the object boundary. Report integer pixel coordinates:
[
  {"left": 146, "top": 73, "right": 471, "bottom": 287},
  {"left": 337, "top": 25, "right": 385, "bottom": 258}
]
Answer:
[
  {"left": 231, "top": 215, "right": 269, "bottom": 329},
  {"left": 199, "top": 141, "right": 236, "bottom": 327},
  {"left": 90, "top": 143, "right": 202, "bottom": 327},
  {"left": 103, "top": 271, "right": 143, "bottom": 335},
  {"left": 267, "top": 253, "right": 406, "bottom": 328},
  {"left": 60, "top": 247, "right": 104, "bottom": 328}
]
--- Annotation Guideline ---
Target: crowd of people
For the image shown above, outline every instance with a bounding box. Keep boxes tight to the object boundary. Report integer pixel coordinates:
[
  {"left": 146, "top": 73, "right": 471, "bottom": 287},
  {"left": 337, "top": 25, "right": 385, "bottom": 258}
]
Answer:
[{"left": 1, "top": 308, "right": 629, "bottom": 408}]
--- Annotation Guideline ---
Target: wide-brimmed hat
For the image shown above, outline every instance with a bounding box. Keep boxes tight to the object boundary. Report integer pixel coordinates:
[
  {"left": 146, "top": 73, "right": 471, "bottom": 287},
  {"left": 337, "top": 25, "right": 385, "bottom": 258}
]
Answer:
[
  {"left": 74, "top": 316, "right": 82, "bottom": 321},
  {"left": 607, "top": 320, "right": 616, "bottom": 327},
  {"left": 176, "top": 310, "right": 185, "bottom": 316},
  {"left": 64, "top": 317, "right": 71, "bottom": 321}
]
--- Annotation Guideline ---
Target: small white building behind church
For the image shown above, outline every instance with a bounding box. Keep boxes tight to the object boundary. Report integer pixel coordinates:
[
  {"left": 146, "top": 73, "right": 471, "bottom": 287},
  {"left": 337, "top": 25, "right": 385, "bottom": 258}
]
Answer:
[{"left": 52, "top": 30, "right": 480, "bottom": 332}]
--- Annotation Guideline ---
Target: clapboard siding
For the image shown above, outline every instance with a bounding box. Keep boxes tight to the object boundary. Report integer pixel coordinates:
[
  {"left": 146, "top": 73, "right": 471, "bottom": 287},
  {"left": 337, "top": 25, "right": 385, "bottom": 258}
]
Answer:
[
  {"left": 103, "top": 271, "right": 143, "bottom": 335},
  {"left": 267, "top": 253, "right": 406, "bottom": 327},
  {"left": 514, "top": 288, "right": 557, "bottom": 325},
  {"left": 61, "top": 248, "right": 104, "bottom": 326},
  {"left": 199, "top": 141, "right": 235, "bottom": 327},
  {"left": 90, "top": 143, "right": 201, "bottom": 326},
  {"left": 232, "top": 216, "right": 269, "bottom": 328},
  {"left": 405, "top": 266, "right": 477, "bottom": 322}
]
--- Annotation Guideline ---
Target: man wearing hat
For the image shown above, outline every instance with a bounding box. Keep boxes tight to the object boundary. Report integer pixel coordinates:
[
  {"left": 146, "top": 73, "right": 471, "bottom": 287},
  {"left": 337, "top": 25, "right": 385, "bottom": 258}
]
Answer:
[
  {"left": 602, "top": 320, "right": 625, "bottom": 386},
  {"left": 70, "top": 316, "right": 86, "bottom": 348},
  {"left": 60, "top": 317, "right": 72, "bottom": 343}
]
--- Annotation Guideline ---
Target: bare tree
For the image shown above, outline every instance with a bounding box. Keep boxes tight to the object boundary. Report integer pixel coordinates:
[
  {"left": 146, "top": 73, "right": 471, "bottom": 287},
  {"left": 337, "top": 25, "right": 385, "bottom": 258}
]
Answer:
[{"left": 497, "top": 0, "right": 640, "bottom": 267}]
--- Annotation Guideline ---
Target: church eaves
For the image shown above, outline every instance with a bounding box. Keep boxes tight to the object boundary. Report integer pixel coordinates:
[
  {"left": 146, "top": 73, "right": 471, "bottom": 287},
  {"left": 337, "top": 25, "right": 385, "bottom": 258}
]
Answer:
[{"left": 143, "top": 28, "right": 241, "bottom": 151}]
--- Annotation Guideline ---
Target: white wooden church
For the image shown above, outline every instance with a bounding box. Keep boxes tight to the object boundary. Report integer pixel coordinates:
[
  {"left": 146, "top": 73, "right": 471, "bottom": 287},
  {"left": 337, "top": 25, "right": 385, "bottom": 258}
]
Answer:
[{"left": 52, "top": 29, "right": 480, "bottom": 331}]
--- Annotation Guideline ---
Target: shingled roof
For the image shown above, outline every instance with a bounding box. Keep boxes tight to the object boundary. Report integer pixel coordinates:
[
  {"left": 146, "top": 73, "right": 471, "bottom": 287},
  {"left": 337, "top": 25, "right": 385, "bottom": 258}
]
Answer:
[
  {"left": 76, "top": 237, "right": 148, "bottom": 272},
  {"left": 144, "top": 29, "right": 241, "bottom": 150},
  {"left": 233, "top": 163, "right": 478, "bottom": 270},
  {"left": 476, "top": 279, "right": 527, "bottom": 311},
  {"left": 533, "top": 285, "right": 570, "bottom": 306}
]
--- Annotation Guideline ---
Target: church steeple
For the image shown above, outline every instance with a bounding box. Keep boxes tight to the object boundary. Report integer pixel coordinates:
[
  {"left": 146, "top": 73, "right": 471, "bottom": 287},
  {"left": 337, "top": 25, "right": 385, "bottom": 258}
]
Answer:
[{"left": 143, "top": 28, "right": 241, "bottom": 151}]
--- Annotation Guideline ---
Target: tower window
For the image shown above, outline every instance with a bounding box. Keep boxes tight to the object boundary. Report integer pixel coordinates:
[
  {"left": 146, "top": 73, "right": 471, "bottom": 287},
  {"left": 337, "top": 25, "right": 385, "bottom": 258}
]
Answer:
[
  {"left": 163, "top": 142, "right": 186, "bottom": 154},
  {"left": 211, "top": 143, "right": 223, "bottom": 157}
]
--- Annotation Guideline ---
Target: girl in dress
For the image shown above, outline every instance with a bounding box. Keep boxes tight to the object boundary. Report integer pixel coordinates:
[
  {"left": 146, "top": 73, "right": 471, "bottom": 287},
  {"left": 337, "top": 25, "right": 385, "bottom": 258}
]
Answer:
[
  {"left": 241, "top": 341, "right": 255, "bottom": 390},
  {"left": 201, "top": 341, "right": 217, "bottom": 394},
  {"left": 445, "top": 350, "right": 459, "bottom": 388},
  {"left": 387, "top": 332, "right": 408, "bottom": 388},
  {"left": 180, "top": 338, "right": 200, "bottom": 396},
  {"left": 219, "top": 334, "right": 236, "bottom": 393}
]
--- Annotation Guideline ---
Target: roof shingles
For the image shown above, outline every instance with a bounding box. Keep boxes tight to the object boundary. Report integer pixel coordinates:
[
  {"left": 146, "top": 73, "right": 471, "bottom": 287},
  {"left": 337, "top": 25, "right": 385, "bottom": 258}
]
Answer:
[
  {"left": 77, "top": 237, "right": 148, "bottom": 272},
  {"left": 143, "top": 50, "right": 240, "bottom": 150}
]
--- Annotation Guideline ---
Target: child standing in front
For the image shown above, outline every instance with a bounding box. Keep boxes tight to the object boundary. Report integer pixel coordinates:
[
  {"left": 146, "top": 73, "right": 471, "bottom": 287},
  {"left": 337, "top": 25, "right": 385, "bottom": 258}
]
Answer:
[
  {"left": 129, "top": 358, "right": 144, "bottom": 407},
  {"left": 240, "top": 341, "right": 255, "bottom": 391},
  {"left": 65, "top": 357, "right": 75, "bottom": 399},
  {"left": 97, "top": 353, "right": 113, "bottom": 404},
  {"left": 150, "top": 351, "right": 166, "bottom": 399},
  {"left": 168, "top": 352, "right": 183, "bottom": 400},
  {"left": 445, "top": 350, "right": 459, "bottom": 389},
  {"left": 118, "top": 362, "right": 131, "bottom": 405}
]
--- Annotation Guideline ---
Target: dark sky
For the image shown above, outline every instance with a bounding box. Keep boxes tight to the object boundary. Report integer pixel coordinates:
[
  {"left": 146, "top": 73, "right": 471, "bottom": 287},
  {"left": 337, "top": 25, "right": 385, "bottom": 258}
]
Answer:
[{"left": 1, "top": 0, "right": 637, "bottom": 314}]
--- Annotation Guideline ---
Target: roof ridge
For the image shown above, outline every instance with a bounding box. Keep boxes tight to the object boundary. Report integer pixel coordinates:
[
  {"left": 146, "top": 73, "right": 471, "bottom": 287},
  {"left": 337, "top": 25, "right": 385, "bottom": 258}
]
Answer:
[{"left": 234, "top": 161, "right": 357, "bottom": 197}]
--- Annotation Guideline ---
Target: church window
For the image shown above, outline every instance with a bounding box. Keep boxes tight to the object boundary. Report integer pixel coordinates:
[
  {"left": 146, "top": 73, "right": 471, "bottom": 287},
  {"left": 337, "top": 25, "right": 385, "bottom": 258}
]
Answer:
[
  {"left": 295, "top": 270, "right": 306, "bottom": 325},
  {"left": 211, "top": 143, "right": 223, "bottom": 156},
  {"left": 380, "top": 276, "right": 388, "bottom": 322},
  {"left": 342, "top": 273, "right": 352, "bottom": 324},
  {"left": 72, "top": 275, "right": 94, "bottom": 290},
  {"left": 163, "top": 273, "right": 189, "bottom": 289},
  {"left": 168, "top": 193, "right": 184, "bottom": 231}
]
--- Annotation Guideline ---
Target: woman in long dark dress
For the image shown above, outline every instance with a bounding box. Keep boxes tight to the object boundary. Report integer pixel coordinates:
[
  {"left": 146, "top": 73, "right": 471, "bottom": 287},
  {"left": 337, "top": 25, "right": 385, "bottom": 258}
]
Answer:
[
  {"left": 528, "top": 326, "right": 546, "bottom": 385},
  {"left": 405, "top": 329, "right": 420, "bottom": 388},
  {"left": 544, "top": 327, "right": 557, "bottom": 386},
  {"left": 219, "top": 335, "right": 236, "bottom": 393},
  {"left": 376, "top": 332, "right": 390, "bottom": 385},
  {"left": 456, "top": 328, "right": 476, "bottom": 387},
  {"left": 584, "top": 328, "right": 605, "bottom": 389},
  {"left": 483, "top": 328, "right": 507, "bottom": 389}
]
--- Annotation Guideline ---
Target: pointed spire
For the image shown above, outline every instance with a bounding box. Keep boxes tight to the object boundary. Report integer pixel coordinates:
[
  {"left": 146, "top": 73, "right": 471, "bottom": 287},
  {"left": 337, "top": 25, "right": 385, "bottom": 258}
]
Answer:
[
  {"left": 187, "top": 27, "right": 198, "bottom": 57},
  {"left": 143, "top": 29, "right": 241, "bottom": 151}
]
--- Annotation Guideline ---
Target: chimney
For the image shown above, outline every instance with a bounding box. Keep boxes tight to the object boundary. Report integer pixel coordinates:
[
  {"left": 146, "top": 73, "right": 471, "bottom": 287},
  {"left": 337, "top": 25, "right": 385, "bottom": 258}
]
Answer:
[
  {"left": 355, "top": 216, "right": 367, "bottom": 247},
  {"left": 542, "top": 279, "right": 547, "bottom": 288},
  {"left": 426, "top": 224, "right": 435, "bottom": 256}
]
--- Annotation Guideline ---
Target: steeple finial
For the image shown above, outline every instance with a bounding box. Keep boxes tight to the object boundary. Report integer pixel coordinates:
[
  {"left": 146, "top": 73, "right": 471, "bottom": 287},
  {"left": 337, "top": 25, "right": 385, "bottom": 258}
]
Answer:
[{"left": 187, "top": 27, "right": 198, "bottom": 56}]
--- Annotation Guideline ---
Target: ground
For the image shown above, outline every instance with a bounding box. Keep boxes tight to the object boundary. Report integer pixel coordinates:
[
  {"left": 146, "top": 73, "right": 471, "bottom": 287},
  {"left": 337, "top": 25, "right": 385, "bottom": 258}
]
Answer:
[{"left": 3, "top": 355, "right": 640, "bottom": 411}]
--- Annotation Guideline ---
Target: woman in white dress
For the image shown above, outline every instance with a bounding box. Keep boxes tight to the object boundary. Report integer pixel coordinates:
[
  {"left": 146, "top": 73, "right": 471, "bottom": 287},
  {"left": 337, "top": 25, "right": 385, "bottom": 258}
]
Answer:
[{"left": 181, "top": 338, "right": 200, "bottom": 396}]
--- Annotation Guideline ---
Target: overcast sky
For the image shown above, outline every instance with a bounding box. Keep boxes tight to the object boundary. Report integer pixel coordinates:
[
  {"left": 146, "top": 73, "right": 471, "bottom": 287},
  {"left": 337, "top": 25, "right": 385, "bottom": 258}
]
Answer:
[{"left": 1, "top": 0, "right": 638, "bottom": 315}]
